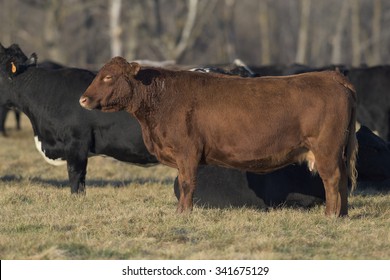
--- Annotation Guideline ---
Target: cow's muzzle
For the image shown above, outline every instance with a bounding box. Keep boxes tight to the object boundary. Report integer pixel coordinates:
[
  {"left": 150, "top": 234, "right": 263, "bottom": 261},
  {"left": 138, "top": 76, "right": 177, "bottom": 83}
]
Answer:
[{"left": 79, "top": 96, "right": 94, "bottom": 110}]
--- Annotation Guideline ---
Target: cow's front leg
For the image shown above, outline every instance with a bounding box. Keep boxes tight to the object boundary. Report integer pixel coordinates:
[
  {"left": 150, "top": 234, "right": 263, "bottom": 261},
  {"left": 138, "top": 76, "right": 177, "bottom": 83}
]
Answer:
[
  {"left": 176, "top": 157, "right": 199, "bottom": 213},
  {"left": 67, "top": 157, "right": 88, "bottom": 194}
]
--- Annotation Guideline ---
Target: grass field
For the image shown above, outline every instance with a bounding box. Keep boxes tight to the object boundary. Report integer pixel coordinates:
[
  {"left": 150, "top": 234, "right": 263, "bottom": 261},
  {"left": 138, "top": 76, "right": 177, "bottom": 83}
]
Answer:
[{"left": 0, "top": 115, "right": 389, "bottom": 259}]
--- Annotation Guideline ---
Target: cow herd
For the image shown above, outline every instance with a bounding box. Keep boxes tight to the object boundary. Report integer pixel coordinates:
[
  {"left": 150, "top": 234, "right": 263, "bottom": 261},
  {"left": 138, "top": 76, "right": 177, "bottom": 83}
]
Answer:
[{"left": 1, "top": 43, "right": 390, "bottom": 217}]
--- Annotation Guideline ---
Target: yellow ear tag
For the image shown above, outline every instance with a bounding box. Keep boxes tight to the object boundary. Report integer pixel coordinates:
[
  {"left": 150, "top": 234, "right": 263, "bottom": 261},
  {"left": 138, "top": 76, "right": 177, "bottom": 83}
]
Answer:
[{"left": 11, "top": 62, "right": 17, "bottom": 73}]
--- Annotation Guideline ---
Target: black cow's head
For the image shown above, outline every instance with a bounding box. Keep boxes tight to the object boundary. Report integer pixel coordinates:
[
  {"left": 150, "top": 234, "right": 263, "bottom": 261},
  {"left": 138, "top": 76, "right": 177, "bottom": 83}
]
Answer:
[{"left": 0, "top": 43, "right": 38, "bottom": 81}]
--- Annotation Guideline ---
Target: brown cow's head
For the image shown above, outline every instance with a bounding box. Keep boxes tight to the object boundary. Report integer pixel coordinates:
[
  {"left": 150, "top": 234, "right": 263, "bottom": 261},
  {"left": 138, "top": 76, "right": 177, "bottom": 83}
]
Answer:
[{"left": 80, "top": 56, "right": 140, "bottom": 112}]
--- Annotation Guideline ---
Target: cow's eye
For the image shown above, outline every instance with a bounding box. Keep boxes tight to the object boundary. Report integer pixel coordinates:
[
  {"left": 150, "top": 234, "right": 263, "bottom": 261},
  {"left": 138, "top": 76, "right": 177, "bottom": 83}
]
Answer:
[{"left": 103, "top": 75, "right": 112, "bottom": 82}]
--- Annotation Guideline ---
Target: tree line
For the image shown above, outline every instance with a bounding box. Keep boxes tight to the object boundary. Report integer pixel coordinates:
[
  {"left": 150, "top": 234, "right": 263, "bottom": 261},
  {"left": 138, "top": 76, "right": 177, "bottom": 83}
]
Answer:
[{"left": 0, "top": 0, "right": 387, "bottom": 69}]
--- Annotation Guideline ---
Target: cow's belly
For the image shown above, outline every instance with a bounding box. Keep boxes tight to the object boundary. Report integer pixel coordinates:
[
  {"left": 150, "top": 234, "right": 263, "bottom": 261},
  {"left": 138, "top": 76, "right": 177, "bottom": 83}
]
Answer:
[
  {"left": 205, "top": 146, "right": 309, "bottom": 174},
  {"left": 34, "top": 136, "right": 67, "bottom": 166}
]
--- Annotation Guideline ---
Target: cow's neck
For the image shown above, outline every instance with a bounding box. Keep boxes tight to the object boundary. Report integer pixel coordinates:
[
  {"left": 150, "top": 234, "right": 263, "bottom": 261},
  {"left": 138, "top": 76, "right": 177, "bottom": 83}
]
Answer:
[
  {"left": 9, "top": 71, "right": 64, "bottom": 141},
  {"left": 130, "top": 79, "right": 163, "bottom": 124}
]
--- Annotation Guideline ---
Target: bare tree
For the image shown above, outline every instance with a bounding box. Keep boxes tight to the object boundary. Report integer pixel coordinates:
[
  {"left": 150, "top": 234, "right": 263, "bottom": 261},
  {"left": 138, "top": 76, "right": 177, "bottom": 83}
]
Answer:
[
  {"left": 258, "top": 0, "right": 271, "bottom": 65},
  {"left": 172, "top": 0, "right": 198, "bottom": 60},
  {"left": 43, "top": 0, "right": 65, "bottom": 63},
  {"left": 123, "top": 1, "right": 143, "bottom": 60},
  {"left": 222, "top": 0, "right": 237, "bottom": 61},
  {"left": 0, "top": 0, "right": 15, "bottom": 45},
  {"left": 331, "top": 0, "right": 349, "bottom": 65},
  {"left": 109, "top": 0, "right": 122, "bottom": 57},
  {"left": 350, "top": 0, "right": 361, "bottom": 66},
  {"left": 295, "top": 0, "right": 311, "bottom": 64},
  {"left": 371, "top": 0, "right": 382, "bottom": 64},
  {"left": 3, "top": 0, "right": 390, "bottom": 68},
  {"left": 182, "top": 0, "right": 219, "bottom": 63}
]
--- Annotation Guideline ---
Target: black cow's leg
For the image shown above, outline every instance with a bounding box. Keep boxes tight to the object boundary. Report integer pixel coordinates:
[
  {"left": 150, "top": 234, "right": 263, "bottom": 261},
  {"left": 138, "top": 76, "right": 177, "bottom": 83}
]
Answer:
[
  {"left": 387, "top": 108, "right": 390, "bottom": 141},
  {"left": 67, "top": 158, "right": 88, "bottom": 194},
  {"left": 0, "top": 105, "right": 8, "bottom": 136},
  {"left": 14, "top": 110, "right": 21, "bottom": 130}
]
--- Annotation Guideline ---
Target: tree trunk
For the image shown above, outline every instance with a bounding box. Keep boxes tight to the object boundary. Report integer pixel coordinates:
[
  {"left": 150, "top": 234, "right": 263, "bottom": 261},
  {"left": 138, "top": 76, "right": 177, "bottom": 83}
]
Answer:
[
  {"left": 1, "top": 0, "right": 14, "bottom": 45},
  {"left": 44, "top": 0, "right": 65, "bottom": 63},
  {"left": 295, "top": 0, "right": 311, "bottom": 64},
  {"left": 109, "top": 0, "right": 122, "bottom": 57},
  {"left": 223, "top": 0, "right": 237, "bottom": 62},
  {"left": 331, "top": 1, "right": 349, "bottom": 65},
  {"left": 258, "top": 0, "right": 271, "bottom": 65},
  {"left": 173, "top": 0, "right": 198, "bottom": 60},
  {"left": 371, "top": 0, "right": 382, "bottom": 65},
  {"left": 350, "top": 0, "right": 361, "bottom": 66},
  {"left": 125, "top": 3, "right": 142, "bottom": 60}
]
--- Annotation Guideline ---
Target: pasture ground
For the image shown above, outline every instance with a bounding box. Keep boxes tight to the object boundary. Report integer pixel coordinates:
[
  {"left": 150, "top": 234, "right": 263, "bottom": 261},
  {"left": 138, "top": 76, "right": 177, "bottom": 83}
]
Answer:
[{"left": 0, "top": 115, "right": 389, "bottom": 259}]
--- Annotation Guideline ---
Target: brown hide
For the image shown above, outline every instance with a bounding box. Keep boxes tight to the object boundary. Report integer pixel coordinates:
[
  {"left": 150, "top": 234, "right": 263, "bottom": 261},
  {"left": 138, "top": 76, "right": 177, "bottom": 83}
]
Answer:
[{"left": 80, "top": 57, "right": 357, "bottom": 217}]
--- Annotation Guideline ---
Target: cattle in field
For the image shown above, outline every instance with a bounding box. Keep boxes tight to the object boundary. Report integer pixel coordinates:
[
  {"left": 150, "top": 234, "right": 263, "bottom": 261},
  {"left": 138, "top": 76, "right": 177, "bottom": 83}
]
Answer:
[
  {"left": 173, "top": 125, "right": 390, "bottom": 209},
  {"left": 0, "top": 43, "right": 157, "bottom": 193},
  {"left": 80, "top": 56, "right": 357, "bottom": 217}
]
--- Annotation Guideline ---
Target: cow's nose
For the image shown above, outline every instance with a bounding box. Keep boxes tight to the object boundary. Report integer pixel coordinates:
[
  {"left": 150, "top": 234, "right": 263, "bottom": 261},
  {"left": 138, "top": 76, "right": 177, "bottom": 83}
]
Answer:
[{"left": 79, "top": 96, "right": 89, "bottom": 108}]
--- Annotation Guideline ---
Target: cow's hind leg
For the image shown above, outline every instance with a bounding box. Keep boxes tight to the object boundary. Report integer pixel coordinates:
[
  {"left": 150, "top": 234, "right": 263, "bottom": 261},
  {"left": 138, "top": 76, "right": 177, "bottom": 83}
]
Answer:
[{"left": 316, "top": 156, "right": 348, "bottom": 217}]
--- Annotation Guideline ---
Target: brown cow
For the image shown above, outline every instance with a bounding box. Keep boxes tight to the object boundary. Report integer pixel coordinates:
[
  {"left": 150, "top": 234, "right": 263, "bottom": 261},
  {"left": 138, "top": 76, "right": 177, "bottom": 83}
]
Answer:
[{"left": 80, "top": 57, "right": 358, "bottom": 217}]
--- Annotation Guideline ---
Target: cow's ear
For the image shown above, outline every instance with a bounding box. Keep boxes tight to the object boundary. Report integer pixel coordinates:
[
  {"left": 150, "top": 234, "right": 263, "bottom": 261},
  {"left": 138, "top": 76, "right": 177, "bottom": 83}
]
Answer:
[
  {"left": 28, "top": 53, "right": 38, "bottom": 66},
  {"left": 6, "top": 59, "right": 19, "bottom": 78},
  {"left": 128, "top": 62, "right": 141, "bottom": 76},
  {"left": 5, "top": 53, "right": 38, "bottom": 79}
]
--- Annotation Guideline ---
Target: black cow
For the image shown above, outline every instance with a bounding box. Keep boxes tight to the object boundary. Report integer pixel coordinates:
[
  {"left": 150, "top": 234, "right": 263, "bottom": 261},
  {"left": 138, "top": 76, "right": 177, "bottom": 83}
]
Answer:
[
  {"left": 0, "top": 43, "right": 157, "bottom": 193},
  {"left": 174, "top": 125, "right": 390, "bottom": 209},
  {"left": 190, "top": 59, "right": 257, "bottom": 77},
  {"left": 283, "top": 63, "right": 349, "bottom": 76},
  {"left": 356, "top": 125, "right": 390, "bottom": 184},
  {"left": 347, "top": 66, "right": 390, "bottom": 140},
  {"left": 0, "top": 60, "right": 64, "bottom": 136}
]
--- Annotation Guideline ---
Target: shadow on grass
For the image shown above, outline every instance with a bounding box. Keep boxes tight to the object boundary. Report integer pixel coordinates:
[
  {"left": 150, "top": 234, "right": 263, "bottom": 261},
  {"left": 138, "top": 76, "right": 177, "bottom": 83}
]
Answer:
[
  {"left": 57, "top": 243, "right": 134, "bottom": 259},
  {"left": 2, "top": 175, "right": 389, "bottom": 215},
  {"left": 0, "top": 174, "right": 174, "bottom": 189},
  {"left": 0, "top": 175, "right": 23, "bottom": 182}
]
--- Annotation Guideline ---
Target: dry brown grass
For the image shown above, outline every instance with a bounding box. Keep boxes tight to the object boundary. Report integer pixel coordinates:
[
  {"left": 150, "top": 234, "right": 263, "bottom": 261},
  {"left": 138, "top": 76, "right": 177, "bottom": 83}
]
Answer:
[{"left": 0, "top": 115, "right": 389, "bottom": 259}]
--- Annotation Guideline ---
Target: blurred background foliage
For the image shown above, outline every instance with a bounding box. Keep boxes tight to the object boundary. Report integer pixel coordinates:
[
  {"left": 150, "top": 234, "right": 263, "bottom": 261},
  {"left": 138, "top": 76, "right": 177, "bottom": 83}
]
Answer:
[{"left": 0, "top": 0, "right": 387, "bottom": 68}]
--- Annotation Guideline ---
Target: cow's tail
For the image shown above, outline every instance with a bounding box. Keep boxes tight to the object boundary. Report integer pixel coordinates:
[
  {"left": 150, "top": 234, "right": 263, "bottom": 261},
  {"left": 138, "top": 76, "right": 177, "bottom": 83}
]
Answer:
[
  {"left": 334, "top": 71, "right": 358, "bottom": 192},
  {"left": 346, "top": 88, "right": 358, "bottom": 193}
]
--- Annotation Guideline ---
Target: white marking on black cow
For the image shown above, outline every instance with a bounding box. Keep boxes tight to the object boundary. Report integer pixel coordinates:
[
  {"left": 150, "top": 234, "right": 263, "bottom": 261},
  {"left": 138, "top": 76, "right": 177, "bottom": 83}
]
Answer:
[
  {"left": 189, "top": 67, "right": 211, "bottom": 73},
  {"left": 34, "top": 136, "right": 66, "bottom": 166}
]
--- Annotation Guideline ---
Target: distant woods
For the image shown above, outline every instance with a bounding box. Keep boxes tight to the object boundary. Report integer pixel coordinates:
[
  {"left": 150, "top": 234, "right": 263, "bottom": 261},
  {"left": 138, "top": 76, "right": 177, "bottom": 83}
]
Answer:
[{"left": 0, "top": 0, "right": 387, "bottom": 68}]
